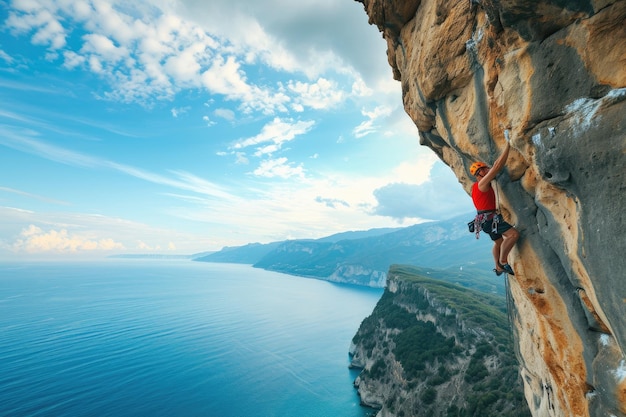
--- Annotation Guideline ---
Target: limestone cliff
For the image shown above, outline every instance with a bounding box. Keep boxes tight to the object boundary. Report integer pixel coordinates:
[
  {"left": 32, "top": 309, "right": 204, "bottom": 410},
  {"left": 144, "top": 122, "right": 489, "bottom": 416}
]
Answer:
[
  {"left": 350, "top": 265, "right": 530, "bottom": 416},
  {"left": 356, "top": 1, "right": 626, "bottom": 416}
]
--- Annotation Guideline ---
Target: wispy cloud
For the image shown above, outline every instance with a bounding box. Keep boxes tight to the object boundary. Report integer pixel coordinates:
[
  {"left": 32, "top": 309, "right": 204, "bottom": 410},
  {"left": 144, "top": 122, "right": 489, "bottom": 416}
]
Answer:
[
  {"left": 0, "top": 127, "right": 101, "bottom": 167},
  {"left": 315, "top": 196, "right": 350, "bottom": 209},
  {"left": 0, "top": 105, "right": 140, "bottom": 140},
  {"left": 0, "top": 79, "right": 64, "bottom": 94},
  {"left": 171, "top": 106, "right": 191, "bottom": 118},
  {"left": 353, "top": 105, "right": 393, "bottom": 138},
  {"left": 214, "top": 108, "right": 235, "bottom": 121},
  {"left": 231, "top": 117, "right": 315, "bottom": 156},
  {"left": 0, "top": 49, "right": 13, "bottom": 63},
  {"left": 0, "top": 186, "right": 70, "bottom": 206},
  {"left": 0, "top": 129, "right": 238, "bottom": 202}
]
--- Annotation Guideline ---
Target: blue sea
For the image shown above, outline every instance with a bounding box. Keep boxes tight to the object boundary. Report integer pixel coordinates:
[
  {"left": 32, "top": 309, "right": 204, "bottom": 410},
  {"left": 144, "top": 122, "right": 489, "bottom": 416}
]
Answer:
[{"left": 0, "top": 260, "right": 383, "bottom": 417}]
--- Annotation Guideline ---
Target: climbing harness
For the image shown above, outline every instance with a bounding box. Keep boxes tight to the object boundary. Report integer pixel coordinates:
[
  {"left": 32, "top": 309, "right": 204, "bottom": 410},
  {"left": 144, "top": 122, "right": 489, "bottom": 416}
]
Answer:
[{"left": 472, "top": 211, "right": 493, "bottom": 239}]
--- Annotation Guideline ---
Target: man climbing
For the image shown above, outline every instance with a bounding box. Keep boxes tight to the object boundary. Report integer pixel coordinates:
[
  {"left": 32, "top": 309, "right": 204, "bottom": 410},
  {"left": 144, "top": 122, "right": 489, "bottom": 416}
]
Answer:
[{"left": 469, "top": 132, "right": 519, "bottom": 275}]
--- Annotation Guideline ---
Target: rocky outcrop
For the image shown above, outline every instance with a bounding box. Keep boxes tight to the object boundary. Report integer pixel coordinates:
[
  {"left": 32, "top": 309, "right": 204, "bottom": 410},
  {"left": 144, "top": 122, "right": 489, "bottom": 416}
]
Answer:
[
  {"left": 356, "top": 1, "right": 626, "bottom": 416},
  {"left": 350, "top": 265, "right": 530, "bottom": 416},
  {"left": 328, "top": 264, "right": 387, "bottom": 287}
]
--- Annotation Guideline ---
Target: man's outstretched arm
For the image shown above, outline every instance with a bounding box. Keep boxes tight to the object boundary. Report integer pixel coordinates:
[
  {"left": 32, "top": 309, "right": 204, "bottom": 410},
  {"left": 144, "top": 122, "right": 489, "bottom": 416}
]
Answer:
[{"left": 478, "top": 137, "right": 511, "bottom": 192}]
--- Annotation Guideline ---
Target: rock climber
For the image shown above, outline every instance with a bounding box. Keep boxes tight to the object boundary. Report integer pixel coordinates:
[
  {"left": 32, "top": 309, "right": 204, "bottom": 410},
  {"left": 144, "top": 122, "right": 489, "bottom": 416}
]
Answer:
[{"left": 469, "top": 132, "right": 519, "bottom": 276}]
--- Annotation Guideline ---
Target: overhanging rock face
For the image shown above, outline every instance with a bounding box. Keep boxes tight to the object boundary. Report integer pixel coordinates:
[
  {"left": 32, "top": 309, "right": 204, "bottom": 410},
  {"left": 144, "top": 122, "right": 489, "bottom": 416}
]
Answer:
[{"left": 356, "top": 0, "right": 626, "bottom": 415}]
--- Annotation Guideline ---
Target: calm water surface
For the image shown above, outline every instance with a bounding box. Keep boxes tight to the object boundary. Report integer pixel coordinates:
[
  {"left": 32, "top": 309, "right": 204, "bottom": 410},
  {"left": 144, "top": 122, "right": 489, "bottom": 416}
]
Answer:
[{"left": 0, "top": 260, "right": 383, "bottom": 417}]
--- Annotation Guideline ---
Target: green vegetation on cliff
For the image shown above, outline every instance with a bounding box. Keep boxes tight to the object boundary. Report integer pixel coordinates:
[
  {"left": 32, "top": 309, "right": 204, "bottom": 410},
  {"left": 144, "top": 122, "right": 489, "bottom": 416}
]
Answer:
[
  {"left": 391, "top": 264, "right": 512, "bottom": 345},
  {"left": 351, "top": 265, "right": 529, "bottom": 417}
]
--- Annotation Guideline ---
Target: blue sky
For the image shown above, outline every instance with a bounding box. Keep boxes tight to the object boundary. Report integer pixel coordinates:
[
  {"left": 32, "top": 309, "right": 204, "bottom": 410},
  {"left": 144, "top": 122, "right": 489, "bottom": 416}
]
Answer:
[{"left": 0, "top": 0, "right": 470, "bottom": 259}]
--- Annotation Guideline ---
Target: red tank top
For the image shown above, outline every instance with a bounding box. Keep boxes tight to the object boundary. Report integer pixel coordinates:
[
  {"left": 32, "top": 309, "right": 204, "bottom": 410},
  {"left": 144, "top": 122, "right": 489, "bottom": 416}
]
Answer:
[{"left": 471, "top": 182, "right": 496, "bottom": 211}]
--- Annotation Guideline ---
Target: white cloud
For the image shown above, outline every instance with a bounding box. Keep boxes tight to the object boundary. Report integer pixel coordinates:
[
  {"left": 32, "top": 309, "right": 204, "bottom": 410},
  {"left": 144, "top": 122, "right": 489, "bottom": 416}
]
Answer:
[
  {"left": 0, "top": 130, "right": 239, "bottom": 202},
  {"left": 0, "top": 0, "right": 443, "bottom": 255},
  {"left": 353, "top": 105, "right": 393, "bottom": 138},
  {"left": 81, "top": 33, "right": 129, "bottom": 63},
  {"left": 214, "top": 108, "right": 235, "bottom": 121},
  {"left": 174, "top": 0, "right": 390, "bottom": 85},
  {"left": 253, "top": 157, "right": 304, "bottom": 179},
  {"left": 232, "top": 117, "right": 315, "bottom": 155},
  {"left": 4, "top": 0, "right": 390, "bottom": 114},
  {"left": 13, "top": 225, "right": 125, "bottom": 254},
  {"left": 234, "top": 152, "right": 249, "bottom": 165},
  {"left": 0, "top": 49, "right": 14, "bottom": 63},
  {"left": 164, "top": 44, "right": 203, "bottom": 83},
  {"left": 6, "top": 6, "right": 67, "bottom": 49},
  {"left": 391, "top": 155, "right": 439, "bottom": 185},
  {"left": 62, "top": 50, "right": 86, "bottom": 69},
  {"left": 201, "top": 55, "right": 249, "bottom": 96},
  {"left": 0, "top": 207, "right": 214, "bottom": 258},
  {"left": 371, "top": 161, "right": 470, "bottom": 221},
  {"left": 202, "top": 115, "right": 215, "bottom": 126},
  {"left": 0, "top": 128, "right": 101, "bottom": 167},
  {"left": 288, "top": 78, "right": 345, "bottom": 110},
  {"left": 351, "top": 78, "right": 372, "bottom": 97},
  {"left": 171, "top": 106, "right": 190, "bottom": 117}
]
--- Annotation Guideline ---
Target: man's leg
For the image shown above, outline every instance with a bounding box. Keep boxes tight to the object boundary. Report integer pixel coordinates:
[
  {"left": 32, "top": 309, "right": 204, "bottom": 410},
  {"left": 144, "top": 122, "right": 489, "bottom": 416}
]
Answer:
[
  {"left": 499, "top": 227, "right": 519, "bottom": 265},
  {"left": 492, "top": 238, "right": 503, "bottom": 270}
]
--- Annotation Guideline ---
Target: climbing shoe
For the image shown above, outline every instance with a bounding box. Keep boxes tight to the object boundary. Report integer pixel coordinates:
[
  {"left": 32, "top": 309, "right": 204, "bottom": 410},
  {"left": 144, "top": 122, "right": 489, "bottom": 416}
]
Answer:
[
  {"left": 493, "top": 268, "right": 504, "bottom": 276},
  {"left": 501, "top": 263, "right": 515, "bottom": 275}
]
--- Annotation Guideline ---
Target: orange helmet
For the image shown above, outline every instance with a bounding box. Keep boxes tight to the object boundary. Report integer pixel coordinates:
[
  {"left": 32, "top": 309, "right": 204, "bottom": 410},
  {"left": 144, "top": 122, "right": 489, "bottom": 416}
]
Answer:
[{"left": 470, "top": 161, "right": 488, "bottom": 176}]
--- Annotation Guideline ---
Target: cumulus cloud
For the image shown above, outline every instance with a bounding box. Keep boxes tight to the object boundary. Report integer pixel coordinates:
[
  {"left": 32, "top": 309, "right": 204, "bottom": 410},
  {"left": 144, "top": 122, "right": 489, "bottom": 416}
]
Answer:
[
  {"left": 287, "top": 78, "right": 345, "bottom": 110},
  {"left": 3, "top": 1, "right": 261, "bottom": 108},
  {"left": 13, "top": 225, "right": 125, "bottom": 253},
  {"left": 81, "top": 33, "right": 129, "bottom": 63},
  {"left": 0, "top": 207, "right": 213, "bottom": 258},
  {"left": 178, "top": 0, "right": 391, "bottom": 86},
  {"left": 3, "top": 0, "right": 389, "bottom": 114},
  {"left": 371, "top": 162, "right": 471, "bottom": 221}
]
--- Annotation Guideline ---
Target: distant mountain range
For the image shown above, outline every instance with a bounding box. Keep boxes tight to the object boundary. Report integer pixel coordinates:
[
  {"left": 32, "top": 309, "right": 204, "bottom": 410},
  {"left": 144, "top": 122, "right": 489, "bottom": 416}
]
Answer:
[{"left": 195, "top": 213, "right": 499, "bottom": 292}]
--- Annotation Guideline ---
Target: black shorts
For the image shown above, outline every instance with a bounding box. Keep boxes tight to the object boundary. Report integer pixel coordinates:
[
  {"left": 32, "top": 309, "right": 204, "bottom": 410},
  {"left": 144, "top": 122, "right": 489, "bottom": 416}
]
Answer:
[{"left": 482, "top": 213, "right": 513, "bottom": 241}]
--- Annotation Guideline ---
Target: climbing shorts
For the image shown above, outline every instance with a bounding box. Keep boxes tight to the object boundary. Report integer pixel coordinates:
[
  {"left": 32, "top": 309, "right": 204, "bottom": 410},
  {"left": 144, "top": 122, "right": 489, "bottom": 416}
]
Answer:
[{"left": 482, "top": 213, "right": 513, "bottom": 241}]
